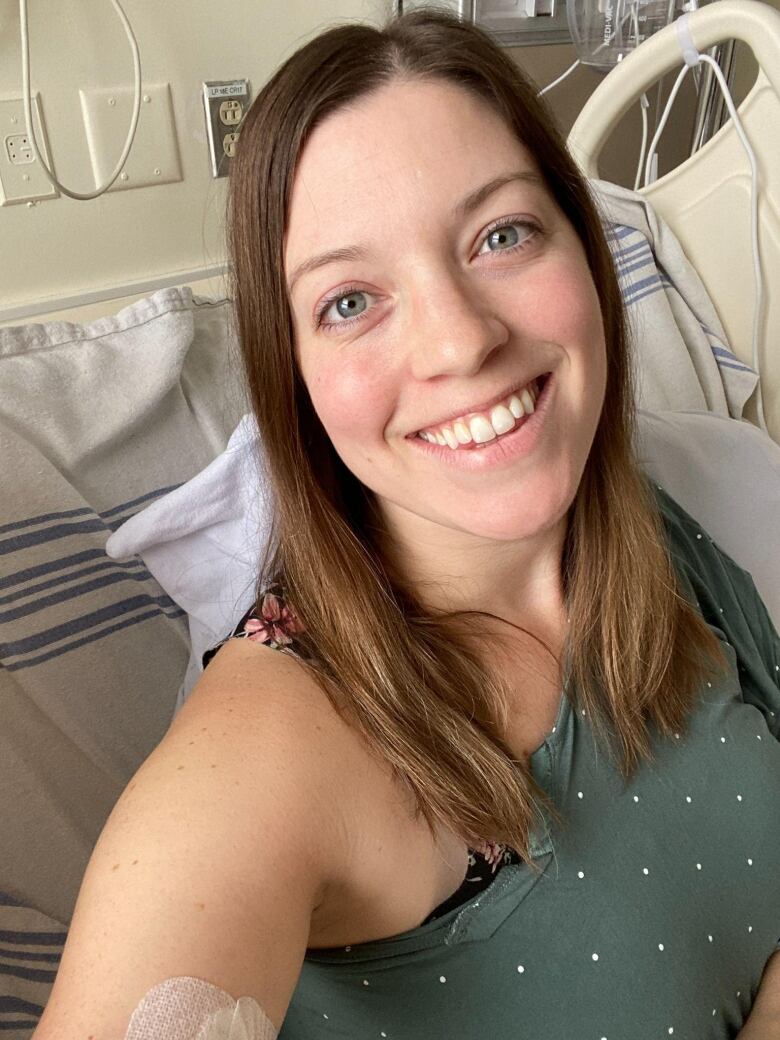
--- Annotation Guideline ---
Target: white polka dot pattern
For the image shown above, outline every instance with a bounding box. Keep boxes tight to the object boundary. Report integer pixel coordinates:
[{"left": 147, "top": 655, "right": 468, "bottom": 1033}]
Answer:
[{"left": 265, "top": 486, "right": 780, "bottom": 1039}]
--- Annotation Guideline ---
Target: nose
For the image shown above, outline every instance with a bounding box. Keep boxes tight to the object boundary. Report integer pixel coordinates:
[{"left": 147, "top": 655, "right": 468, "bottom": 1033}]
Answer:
[{"left": 407, "top": 266, "right": 510, "bottom": 381}]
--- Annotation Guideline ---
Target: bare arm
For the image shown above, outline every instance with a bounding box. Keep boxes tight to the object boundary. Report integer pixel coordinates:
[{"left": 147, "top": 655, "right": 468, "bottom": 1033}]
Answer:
[
  {"left": 31, "top": 639, "right": 349, "bottom": 1040},
  {"left": 735, "top": 951, "right": 780, "bottom": 1039}
]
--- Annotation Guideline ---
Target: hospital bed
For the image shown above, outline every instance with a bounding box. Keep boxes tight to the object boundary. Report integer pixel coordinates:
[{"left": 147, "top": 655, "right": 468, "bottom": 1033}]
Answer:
[
  {"left": 0, "top": 1, "right": 778, "bottom": 1035},
  {"left": 569, "top": 0, "right": 780, "bottom": 440}
]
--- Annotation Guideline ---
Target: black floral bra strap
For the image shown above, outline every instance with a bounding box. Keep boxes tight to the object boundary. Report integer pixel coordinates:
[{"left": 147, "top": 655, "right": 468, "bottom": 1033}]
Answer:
[
  {"left": 202, "top": 583, "right": 309, "bottom": 670},
  {"left": 237, "top": 583, "right": 306, "bottom": 651}
]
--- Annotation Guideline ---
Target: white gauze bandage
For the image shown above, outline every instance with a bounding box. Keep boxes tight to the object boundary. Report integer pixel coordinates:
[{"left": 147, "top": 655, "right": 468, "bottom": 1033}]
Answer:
[{"left": 124, "top": 976, "right": 279, "bottom": 1040}]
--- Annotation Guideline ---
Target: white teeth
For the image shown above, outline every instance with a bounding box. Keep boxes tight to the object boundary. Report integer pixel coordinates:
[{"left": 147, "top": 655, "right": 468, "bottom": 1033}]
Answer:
[
  {"left": 453, "top": 420, "right": 472, "bottom": 444},
  {"left": 490, "top": 404, "right": 515, "bottom": 435},
  {"left": 469, "top": 414, "right": 497, "bottom": 443},
  {"left": 417, "top": 374, "right": 546, "bottom": 448},
  {"left": 507, "top": 394, "right": 524, "bottom": 419}
]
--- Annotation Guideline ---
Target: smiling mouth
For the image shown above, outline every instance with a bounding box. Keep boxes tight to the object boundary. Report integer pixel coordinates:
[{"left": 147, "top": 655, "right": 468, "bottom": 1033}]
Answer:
[{"left": 414, "top": 373, "right": 550, "bottom": 450}]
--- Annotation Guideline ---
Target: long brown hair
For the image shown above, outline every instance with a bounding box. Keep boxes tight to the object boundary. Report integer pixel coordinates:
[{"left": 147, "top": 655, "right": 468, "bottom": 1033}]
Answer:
[{"left": 226, "top": 7, "right": 728, "bottom": 868}]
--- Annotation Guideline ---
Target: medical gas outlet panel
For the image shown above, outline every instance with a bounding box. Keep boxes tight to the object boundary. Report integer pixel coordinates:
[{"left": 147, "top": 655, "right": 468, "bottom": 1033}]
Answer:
[{"left": 0, "top": 82, "right": 183, "bottom": 207}]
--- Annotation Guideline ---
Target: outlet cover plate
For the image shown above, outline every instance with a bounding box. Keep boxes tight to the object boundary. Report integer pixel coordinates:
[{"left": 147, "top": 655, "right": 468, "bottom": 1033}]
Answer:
[
  {"left": 203, "top": 80, "right": 251, "bottom": 178},
  {"left": 0, "top": 94, "right": 59, "bottom": 205},
  {"left": 79, "top": 81, "right": 182, "bottom": 192}
]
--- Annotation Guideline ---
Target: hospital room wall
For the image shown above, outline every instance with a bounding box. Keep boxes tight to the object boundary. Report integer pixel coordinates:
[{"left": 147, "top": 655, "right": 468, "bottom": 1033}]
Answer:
[{"left": 0, "top": 0, "right": 771, "bottom": 321}]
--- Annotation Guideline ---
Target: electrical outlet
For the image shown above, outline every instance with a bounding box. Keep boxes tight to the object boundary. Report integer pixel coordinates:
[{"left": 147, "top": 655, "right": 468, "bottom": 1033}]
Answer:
[
  {"left": 219, "top": 99, "right": 243, "bottom": 126},
  {"left": 203, "top": 80, "right": 251, "bottom": 178},
  {"left": 0, "top": 94, "right": 59, "bottom": 206},
  {"left": 6, "top": 134, "right": 35, "bottom": 164}
]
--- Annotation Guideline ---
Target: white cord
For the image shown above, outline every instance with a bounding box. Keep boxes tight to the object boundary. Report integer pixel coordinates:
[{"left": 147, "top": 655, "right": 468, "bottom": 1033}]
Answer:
[
  {"left": 538, "top": 0, "right": 639, "bottom": 97},
  {"left": 643, "top": 48, "right": 766, "bottom": 431},
  {"left": 19, "top": 0, "right": 142, "bottom": 201},
  {"left": 642, "top": 62, "right": 690, "bottom": 188},
  {"left": 634, "top": 93, "right": 650, "bottom": 191},
  {"left": 543, "top": 2, "right": 647, "bottom": 172},
  {"left": 630, "top": 1, "right": 650, "bottom": 192},
  {"left": 538, "top": 58, "right": 581, "bottom": 98}
]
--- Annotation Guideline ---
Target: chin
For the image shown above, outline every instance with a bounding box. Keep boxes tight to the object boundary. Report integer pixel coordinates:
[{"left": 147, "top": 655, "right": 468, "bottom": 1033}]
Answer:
[{"left": 435, "top": 501, "right": 566, "bottom": 544}]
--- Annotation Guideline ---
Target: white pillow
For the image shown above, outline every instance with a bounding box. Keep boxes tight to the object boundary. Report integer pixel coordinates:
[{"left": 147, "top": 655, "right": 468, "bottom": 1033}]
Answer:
[
  {"left": 633, "top": 410, "right": 780, "bottom": 627},
  {"left": 106, "top": 408, "right": 780, "bottom": 713},
  {"left": 106, "top": 412, "right": 271, "bottom": 708}
]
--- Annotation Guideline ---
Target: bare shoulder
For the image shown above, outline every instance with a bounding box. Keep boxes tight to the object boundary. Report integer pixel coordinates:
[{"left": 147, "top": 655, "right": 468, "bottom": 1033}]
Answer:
[
  {"left": 171, "top": 634, "right": 361, "bottom": 786},
  {"left": 32, "top": 638, "right": 362, "bottom": 1040},
  {"left": 125, "top": 635, "right": 365, "bottom": 898},
  {"left": 753, "top": 950, "right": 780, "bottom": 1018}
]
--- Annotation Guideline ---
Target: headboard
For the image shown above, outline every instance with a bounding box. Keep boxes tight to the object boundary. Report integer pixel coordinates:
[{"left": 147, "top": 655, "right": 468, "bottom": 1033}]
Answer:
[{"left": 568, "top": 0, "right": 780, "bottom": 443}]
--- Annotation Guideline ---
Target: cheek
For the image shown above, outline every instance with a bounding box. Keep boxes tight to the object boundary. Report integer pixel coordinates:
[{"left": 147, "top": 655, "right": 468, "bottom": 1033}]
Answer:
[
  {"left": 518, "top": 259, "right": 604, "bottom": 348},
  {"left": 305, "top": 354, "right": 395, "bottom": 446}
]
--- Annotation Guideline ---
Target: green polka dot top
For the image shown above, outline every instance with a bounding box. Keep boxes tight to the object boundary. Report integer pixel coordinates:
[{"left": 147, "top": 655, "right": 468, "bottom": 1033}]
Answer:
[{"left": 238, "top": 484, "right": 780, "bottom": 1038}]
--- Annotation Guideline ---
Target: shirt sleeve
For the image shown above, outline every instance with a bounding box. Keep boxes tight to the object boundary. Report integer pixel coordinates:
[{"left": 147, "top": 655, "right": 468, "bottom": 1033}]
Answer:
[
  {"left": 652, "top": 480, "right": 780, "bottom": 743},
  {"left": 709, "top": 541, "right": 780, "bottom": 744}
]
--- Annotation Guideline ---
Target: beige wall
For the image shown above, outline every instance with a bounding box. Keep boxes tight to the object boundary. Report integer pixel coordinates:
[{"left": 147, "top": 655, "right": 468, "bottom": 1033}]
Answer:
[
  {"left": 0, "top": 0, "right": 766, "bottom": 319},
  {"left": 0, "top": 0, "right": 391, "bottom": 317}
]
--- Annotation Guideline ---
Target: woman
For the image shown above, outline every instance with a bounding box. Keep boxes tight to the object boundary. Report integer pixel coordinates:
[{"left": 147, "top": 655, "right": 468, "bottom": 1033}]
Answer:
[{"left": 33, "top": 8, "right": 779, "bottom": 1040}]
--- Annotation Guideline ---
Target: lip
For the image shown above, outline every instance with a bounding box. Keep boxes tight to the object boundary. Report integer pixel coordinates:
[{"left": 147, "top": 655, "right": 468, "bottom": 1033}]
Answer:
[
  {"left": 406, "top": 371, "right": 552, "bottom": 438},
  {"left": 408, "top": 370, "right": 555, "bottom": 470}
]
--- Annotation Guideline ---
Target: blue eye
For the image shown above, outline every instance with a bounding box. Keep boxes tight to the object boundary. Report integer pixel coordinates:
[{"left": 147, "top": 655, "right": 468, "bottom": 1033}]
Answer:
[
  {"left": 477, "top": 218, "right": 539, "bottom": 256},
  {"left": 487, "top": 225, "right": 520, "bottom": 250},
  {"left": 316, "top": 286, "right": 370, "bottom": 330},
  {"left": 333, "top": 291, "right": 367, "bottom": 319},
  {"left": 314, "top": 217, "right": 540, "bottom": 332}
]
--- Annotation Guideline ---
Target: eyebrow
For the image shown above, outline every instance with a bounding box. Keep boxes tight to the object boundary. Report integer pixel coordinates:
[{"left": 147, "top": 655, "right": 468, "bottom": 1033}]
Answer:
[{"left": 286, "top": 169, "right": 543, "bottom": 295}]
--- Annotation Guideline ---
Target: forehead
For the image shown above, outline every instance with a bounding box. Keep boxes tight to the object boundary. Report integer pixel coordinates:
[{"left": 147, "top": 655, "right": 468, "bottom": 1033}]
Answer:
[{"left": 284, "top": 78, "right": 543, "bottom": 272}]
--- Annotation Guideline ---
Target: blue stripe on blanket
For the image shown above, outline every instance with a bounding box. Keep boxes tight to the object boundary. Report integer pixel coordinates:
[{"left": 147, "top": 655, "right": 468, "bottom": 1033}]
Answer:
[
  {"left": 709, "top": 344, "right": 756, "bottom": 374},
  {"left": 0, "top": 893, "right": 66, "bottom": 1036},
  {"left": 1, "top": 486, "right": 187, "bottom": 673},
  {"left": 613, "top": 240, "right": 653, "bottom": 267},
  {"left": 606, "top": 222, "right": 759, "bottom": 379}
]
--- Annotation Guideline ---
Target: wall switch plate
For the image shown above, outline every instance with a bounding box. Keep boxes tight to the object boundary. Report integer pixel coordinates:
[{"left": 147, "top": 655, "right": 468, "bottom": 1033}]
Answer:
[
  {"left": 0, "top": 93, "right": 59, "bottom": 206},
  {"left": 202, "top": 80, "right": 251, "bottom": 178},
  {"left": 79, "top": 81, "right": 182, "bottom": 192}
]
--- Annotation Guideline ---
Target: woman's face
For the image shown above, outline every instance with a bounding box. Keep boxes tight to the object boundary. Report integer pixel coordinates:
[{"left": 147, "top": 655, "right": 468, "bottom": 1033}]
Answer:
[{"left": 284, "top": 78, "right": 607, "bottom": 548}]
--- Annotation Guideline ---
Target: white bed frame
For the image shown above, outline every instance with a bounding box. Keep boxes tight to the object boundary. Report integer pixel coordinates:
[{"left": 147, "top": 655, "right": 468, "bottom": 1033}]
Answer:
[{"left": 568, "top": 0, "right": 780, "bottom": 443}]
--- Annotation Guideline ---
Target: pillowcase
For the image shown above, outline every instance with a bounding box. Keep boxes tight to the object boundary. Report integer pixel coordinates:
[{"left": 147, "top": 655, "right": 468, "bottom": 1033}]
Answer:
[
  {"left": 106, "top": 412, "right": 271, "bottom": 709},
  {"left": 633, "top": 410, "right": 780, "bottom": 626},
  {"left": 106, "top": 408, "right": 780, "bottom": 719}
]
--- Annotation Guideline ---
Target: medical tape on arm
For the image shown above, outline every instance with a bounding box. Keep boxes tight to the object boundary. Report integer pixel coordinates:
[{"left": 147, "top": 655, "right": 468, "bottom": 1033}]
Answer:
[{"left": 124, "top": 976, "right": 279, "bottom": 1040}]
